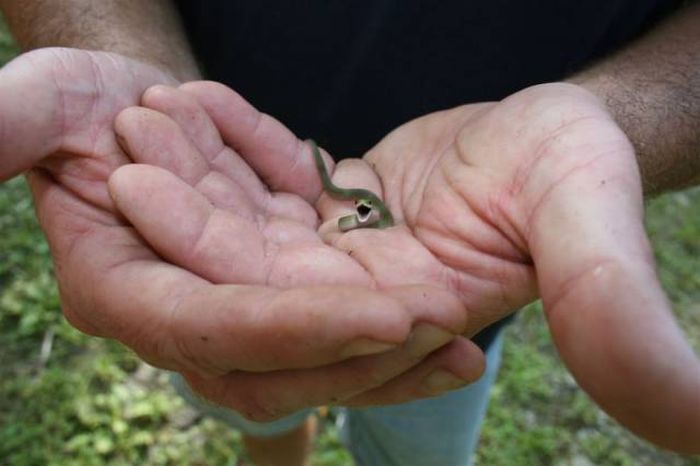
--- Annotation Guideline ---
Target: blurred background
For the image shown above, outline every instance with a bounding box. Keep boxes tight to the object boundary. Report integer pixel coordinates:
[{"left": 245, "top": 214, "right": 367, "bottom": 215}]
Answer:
[{"left": 0, "top": 12, "right": 698, "bottom": 466}]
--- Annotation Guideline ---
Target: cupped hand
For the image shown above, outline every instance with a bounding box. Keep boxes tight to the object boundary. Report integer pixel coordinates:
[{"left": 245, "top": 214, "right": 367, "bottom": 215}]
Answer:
[
  {"left": 137, "top": 80, "right": 697, "bottom": 450},
  {"left": 107, "top": 81, "right": 487, "bottom": 413},
  {"left": 330, "top": 83, "right": 698, "bottom": 452},
  {"left": 0, "top": 49, "right": 481, "bottom": 420}
]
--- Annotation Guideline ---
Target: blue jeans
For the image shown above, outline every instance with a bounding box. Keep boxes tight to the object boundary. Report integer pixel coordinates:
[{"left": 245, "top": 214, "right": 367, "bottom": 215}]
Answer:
[{"left": 171, "top": 332, "right": 503, "bottom": 466}]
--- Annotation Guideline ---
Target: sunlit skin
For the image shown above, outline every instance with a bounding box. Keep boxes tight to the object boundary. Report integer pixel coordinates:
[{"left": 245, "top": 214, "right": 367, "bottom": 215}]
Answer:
[
  {"left": 0, "top": 47, "right": 697, "bottom": 453},
  {"left": 0, "top": 48, "right": 483, "bottom": 423},
  {"left": 109, "top": 80, "right": 699, "bottom": 452}
]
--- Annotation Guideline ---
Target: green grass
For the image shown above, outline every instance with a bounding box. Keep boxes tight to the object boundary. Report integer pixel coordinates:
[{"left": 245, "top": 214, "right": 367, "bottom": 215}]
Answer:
[{"left": 0, "top": 16, "right": 699, "bottom": 466}]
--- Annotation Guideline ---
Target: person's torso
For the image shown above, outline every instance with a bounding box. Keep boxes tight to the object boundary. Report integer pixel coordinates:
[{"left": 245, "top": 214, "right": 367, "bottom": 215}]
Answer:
[{"left": 175, "top": 0, "right": 681, "bottom": 156}]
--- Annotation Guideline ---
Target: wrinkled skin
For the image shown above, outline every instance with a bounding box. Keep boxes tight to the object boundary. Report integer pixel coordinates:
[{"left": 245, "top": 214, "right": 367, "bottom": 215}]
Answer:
[
  {"left": 0, "top": 48, "right": 485, "bottom": 423},
  {"left": 112, "top": 81, "right": 700, "bottom": 452}
]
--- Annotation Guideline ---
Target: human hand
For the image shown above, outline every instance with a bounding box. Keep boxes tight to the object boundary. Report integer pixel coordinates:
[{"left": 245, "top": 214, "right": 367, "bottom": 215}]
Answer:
[
  {"left": 320, "top": 82, "right": 698, "bottom": 452},
  {"left": 0, "top": 49, "right": 481, "bottom": 420},
  {"left": 108, "top": 79, "right": 699, "bottom": 451}
]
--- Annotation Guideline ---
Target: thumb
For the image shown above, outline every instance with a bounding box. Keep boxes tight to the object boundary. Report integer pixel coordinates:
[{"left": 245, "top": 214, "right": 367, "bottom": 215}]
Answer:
[
  {"left": 528, "top": 127, "right": 700, "bottom": 453},
  {"left": 0, "top": 50, "right": 63, "bottom": 180},
  {"left": 0, "top": 47, "right": 176, "bottom": 181},
  {"left": 179, "top": 81, "right": 324, "bottom": 203}
]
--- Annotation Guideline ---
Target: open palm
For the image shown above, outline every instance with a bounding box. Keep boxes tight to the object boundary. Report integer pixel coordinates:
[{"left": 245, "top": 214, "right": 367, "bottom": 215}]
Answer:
[
  {"left": 0, "top": 49, "right": 479, "bottom": 421},
  {"left": 116, "top": 81, "right": 699, "bottom": 451},
  {"left": 334, "top": 83, "right": 700, "bottom": 451}
]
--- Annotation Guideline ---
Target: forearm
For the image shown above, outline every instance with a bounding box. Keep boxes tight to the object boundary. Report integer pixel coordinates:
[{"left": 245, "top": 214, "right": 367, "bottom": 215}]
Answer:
[
  {"left": 571, "top": 2, "right": 700, "bottom": 195},
  {"left": 0, "top": 0, "right": 199, "bottom": 81}
]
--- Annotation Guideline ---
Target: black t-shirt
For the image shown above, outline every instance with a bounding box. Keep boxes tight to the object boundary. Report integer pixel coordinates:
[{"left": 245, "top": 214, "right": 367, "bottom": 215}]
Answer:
[{"left": 173, "top": 0, "right": 681, "bottom": 349}]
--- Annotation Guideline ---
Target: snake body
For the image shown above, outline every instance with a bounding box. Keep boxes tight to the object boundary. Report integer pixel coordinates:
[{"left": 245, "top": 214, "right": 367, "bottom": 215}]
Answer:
[{"left": 307, "top": 139, "right": 394, "bottom": 232}]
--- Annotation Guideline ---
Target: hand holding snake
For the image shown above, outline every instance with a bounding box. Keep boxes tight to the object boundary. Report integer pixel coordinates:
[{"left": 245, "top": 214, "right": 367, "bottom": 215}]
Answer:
[{"left": 307, "top": 139, "right": 394, "bottom": 231}]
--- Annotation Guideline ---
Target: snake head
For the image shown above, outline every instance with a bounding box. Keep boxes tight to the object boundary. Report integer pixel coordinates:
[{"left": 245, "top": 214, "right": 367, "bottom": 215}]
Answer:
[
  {"left": 355, "top": 199, "right": 374, "bottom": 223},
  {"left": 338, "top": 199, "right": 381, "bottom": 232}
]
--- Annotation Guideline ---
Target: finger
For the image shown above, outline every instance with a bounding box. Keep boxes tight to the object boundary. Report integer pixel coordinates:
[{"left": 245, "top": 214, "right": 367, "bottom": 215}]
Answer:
[
  {"left": 0, "top": 48, "right": 174, "bottom": 181},
  {"left": 0, "top": 54, "right": 62, "bottom": 179},
  {"left": 183, "top": 324, "right": 453, "bottom": 421},
  {"left": 187, "top": 316, "right": 470, "bottom": 421},
  {"left": 110, "top": 162, "right": 465, "bottom": 370},
  {"left": 170, "top": 284, "right": 467, "bottom": 375},
  {"left": 343, "top": 337, "right": 486, "bottom": 407},
  {"left": 179, "top": 81, "right": 322, "bottom": 203},
  {"left": 108, "top": 164, "right": 367, "bottom": 287},
  {"left": 183, "top": 287, "right": 471, "bottom": 420},
  {"left": 114, "top": 107, "right": 211, "bottom": 186},
  {"left": 30, "top": 170, "right": 436, "bottom": 374},
  {"left": 541, "top": 210, "right": 700, "bottom": 452},
  {"left": 316, "top": 157, "right": 388, "bottom": 237},
  {"left": 27, "top": 168, "right": 206, "bottom": 365},
  {"left": 114, "top": 106, "right": 261, "bottom": 217},
  {"left": 141, "top": 84, "right": 225, "bottom": 159},
  {"left": 140, "top": 85, "right": 266, "bottom": 196},
  {"left": 115, "top": 105, "right": 318, "bottom": 226}
]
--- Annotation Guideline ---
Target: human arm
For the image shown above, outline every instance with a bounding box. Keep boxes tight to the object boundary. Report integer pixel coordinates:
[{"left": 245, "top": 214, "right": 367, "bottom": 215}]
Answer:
[
  {"left": 0, "top": 0, "right": 199, "bottom": 81},
  {"left": 571, "top": 1, "right": 700, "bottom": 194}
]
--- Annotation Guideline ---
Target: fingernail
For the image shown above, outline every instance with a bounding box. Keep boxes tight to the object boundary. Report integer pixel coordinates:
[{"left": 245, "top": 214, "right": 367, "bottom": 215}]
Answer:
[
  {"left": 405, "top": 324, "right": 454, "bottom": 358},
  {"left": 422, "top": 370, "right": 468, "bottom": 394},
  {"left": 340, "top": 338, "right": 398, "bottom": 359}
]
